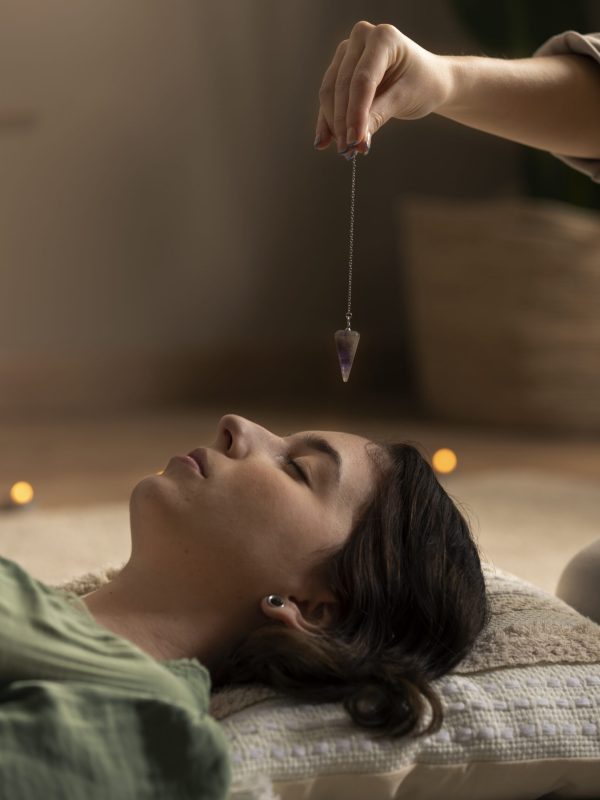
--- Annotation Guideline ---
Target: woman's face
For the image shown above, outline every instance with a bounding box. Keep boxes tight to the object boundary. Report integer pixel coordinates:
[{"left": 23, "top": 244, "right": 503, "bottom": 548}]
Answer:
[{"left": 129, "top": 414, "right": 386, "bottom": 618}]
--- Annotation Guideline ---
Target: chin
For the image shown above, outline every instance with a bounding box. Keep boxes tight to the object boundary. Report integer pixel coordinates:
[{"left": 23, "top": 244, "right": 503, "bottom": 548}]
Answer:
[{"left": 129, "top": 474, "right": 180, "bottom": 532}]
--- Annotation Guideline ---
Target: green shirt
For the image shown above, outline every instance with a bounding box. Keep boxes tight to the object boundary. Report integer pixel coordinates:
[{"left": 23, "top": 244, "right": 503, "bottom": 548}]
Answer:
[{"left": 0, "top": 556, "right": 231, "bottom": 799}]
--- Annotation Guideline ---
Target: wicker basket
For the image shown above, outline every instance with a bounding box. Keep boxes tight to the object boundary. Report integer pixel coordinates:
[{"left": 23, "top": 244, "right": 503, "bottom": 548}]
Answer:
[{"left": 399, "top": 196, "right": 600, "bottom": 431}]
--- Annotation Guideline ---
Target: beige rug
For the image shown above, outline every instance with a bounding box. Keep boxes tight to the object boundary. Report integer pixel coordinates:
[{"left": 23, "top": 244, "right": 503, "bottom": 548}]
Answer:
[
  {"left": 0, "top": 502, "right": 131, "bottom": 585},
  {"left": 0, "top": 469, "right": 599, "bottom": 593},
  {"left": 444, "top": 469, "right": 600, "bottom": 592}
]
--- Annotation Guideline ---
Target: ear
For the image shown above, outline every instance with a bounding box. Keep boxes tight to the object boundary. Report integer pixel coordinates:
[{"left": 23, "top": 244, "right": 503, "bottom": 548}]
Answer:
[{"left": 260, "top": 591, "right": 337, "bottom": 634}]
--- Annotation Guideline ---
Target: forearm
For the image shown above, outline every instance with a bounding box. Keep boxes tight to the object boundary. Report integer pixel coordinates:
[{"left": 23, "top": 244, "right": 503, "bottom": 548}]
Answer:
[{"left": 437, "top": 53, "right": 600, "bottom": 158}]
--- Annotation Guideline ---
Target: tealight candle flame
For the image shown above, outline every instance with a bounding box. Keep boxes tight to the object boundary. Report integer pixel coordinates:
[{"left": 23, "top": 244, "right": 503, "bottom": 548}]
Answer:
[
  {"left": 432, "top": 448, "right": 458, "bottom": 475},
  {"left": 9, "top": 481, "right": 34, "bottom": 505}
]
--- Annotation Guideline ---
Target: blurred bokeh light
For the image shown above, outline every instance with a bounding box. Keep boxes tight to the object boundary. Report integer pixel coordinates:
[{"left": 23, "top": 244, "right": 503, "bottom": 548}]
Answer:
[
  {"left": 9, "top": 481, "right": 35, "bottom": 506},
  {"left": 432, "top": 448, "right": 458, "bottom": 474}
]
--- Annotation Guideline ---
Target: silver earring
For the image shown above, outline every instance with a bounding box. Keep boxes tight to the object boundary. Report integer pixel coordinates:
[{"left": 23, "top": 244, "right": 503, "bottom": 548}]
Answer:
[{"left": 266, "top": 595, "right": 285, "bottom": 608}]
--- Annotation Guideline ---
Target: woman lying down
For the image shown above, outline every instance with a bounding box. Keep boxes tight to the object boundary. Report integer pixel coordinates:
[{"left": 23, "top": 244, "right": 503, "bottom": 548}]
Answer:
[{"left": 0, "top": 414, "right": 487, "bottom": 799}]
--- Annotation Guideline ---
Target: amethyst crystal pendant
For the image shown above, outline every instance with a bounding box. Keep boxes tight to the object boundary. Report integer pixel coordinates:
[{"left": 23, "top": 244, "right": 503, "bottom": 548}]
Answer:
[{"left": 334, "top": 328, "right": 360, "bottom": 383}]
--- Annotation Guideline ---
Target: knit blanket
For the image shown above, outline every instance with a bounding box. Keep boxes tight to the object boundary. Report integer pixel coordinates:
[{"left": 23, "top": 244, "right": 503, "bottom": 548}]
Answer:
[{"left": 56, "top": 562, "right": 600, "bottom": 721}]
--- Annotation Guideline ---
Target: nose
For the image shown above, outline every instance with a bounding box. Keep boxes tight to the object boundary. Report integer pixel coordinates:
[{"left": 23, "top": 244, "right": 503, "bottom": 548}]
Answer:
[{"left": 215, "top": 414, "right": 279, "bottom": 458}]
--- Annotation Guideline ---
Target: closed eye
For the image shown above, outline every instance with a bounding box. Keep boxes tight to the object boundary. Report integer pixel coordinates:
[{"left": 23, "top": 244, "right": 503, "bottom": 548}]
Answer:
[{"left": 285, "top": 455, "right": 309, "bottom": 485}]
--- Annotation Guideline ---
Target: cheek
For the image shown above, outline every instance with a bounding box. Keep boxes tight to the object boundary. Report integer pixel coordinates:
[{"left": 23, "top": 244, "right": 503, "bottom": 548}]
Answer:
[
  {"left": 215, "top": 465, "right": 296, "bottom": 524},
  {"left": 210, "top": 471, "right": 329, "bottom": 576},
  {"left": 227, "top": 476, "right": 306, "bottom": 547}
]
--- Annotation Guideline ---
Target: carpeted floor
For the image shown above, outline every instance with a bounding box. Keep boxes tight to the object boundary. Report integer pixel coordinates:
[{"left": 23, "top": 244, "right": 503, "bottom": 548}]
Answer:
[{"left": 445, "top": 469, "right": 600, "bottom": 592}]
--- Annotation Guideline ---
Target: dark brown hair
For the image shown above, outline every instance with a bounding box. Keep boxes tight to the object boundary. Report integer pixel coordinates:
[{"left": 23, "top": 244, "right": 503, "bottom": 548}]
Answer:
[{"left": 214, "top": 442, "right": 488, "bottom": 737}]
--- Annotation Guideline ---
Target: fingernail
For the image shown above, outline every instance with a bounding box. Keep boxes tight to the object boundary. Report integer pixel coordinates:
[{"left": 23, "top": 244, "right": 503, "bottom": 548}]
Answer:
[
  {"left": 313, "top": 134, "right": 321, "bottom": 148},
  {"left": 360, "top": 131, "right": 371, "bottom": 156},
  {"left": 344, "top": 151, "right": 355, "bottom": 161},
  {"left": 346, "top": 127, "right": 358, "bottom": 146},
  {"left": 338, "top": 145, "right": 349, "bottom": 155}
]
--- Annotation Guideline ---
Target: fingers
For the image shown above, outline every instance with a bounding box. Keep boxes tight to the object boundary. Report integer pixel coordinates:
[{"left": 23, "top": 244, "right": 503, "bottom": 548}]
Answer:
[
  {"left": 346, "top": 35, "right": 395, "bottom": 147},
  {"left": 316, "top": 21, "right": 398, "bottom": 156},
  {"left": 315, "top": 22, "right": 373, "bottom": 151},
  {"left": 314, "top": 107, "right": 332, "bottom": 150},
  {"left": 333, "top": 24, "right": 372, "bottom": 151},
  {"left": 317, "top": 38, "right": 349, "bottom": 150}
]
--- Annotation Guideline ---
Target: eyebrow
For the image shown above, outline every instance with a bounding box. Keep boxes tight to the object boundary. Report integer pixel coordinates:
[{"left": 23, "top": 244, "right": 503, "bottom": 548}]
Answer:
[{"left": 284, "top": 433, "right": 342, "bottom": 486}]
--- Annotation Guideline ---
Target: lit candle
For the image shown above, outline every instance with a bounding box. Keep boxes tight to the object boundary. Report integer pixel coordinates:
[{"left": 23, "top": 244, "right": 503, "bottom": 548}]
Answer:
[
  {"left": 1, "top": 481, "right": 35, "bottom": 511},
  {"left": 432, "top": 448, "right": 458, "bottom": 475}
]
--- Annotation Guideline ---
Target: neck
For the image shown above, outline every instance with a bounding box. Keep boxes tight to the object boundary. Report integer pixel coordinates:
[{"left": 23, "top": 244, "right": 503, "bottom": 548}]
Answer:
[{"left": 81, "top": 560, "right": 253, "bottom": 674}]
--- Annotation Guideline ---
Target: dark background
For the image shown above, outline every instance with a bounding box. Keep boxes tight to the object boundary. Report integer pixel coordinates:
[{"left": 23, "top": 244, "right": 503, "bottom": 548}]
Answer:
[{"left": 0, "top": 0, "right": 598, "bottom": 420}]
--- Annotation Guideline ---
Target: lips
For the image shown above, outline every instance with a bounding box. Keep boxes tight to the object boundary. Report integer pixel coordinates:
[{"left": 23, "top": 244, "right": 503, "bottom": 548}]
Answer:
[{"left": 187, "top": 448, "right": 208, "bottom": 477}]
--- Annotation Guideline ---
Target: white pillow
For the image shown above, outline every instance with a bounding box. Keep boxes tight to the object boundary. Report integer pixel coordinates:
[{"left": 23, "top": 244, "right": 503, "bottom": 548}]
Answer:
[
  {"left": 220, "top": 663, "right": 600, "bottom": 799},
  {"left": 215, "top": 566, "right": 600, "bottom": 800}
]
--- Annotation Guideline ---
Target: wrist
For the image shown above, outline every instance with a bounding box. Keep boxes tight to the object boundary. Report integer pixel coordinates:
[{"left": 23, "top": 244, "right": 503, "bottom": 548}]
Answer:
[{"left": 435, "top": 55, "right": 472, "bottom": 117}]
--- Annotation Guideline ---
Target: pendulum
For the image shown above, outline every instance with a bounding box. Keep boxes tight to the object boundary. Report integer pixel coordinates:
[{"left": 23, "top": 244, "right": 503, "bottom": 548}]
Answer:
[
  {"left": 334, "top": 152, "right": 360, "bottom": 383},
  {"left": 334, "top": 153, "right": 360, "bottom": 382}
]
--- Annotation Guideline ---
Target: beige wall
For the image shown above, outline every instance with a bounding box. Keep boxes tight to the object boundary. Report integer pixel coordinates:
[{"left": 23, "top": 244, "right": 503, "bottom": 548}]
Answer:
[{"left": 0, "top": 1, "right": 532, "bottom": 413}]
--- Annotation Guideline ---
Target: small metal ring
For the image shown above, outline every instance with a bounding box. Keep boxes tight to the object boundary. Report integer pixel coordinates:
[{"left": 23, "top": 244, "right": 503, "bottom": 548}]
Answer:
[{"left": 266, "top": 595, "right": 285, "bottom": 608}]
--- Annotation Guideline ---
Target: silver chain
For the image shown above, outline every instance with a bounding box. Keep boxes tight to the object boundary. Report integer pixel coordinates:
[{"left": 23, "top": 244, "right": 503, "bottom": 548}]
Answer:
[{"left": 345, "top": 152, "right": 357, "bottom": 329}]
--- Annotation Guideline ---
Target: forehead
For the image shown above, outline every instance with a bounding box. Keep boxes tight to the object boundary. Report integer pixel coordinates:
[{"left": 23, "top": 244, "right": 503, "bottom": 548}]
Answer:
[
  {"left": 310, "top": 429, "right": 373, "bottom": 455},
  {"left": 314, "top": 430, "right": 388, "bottom": 514},
  {"left": 292, "top": 429, "right": 387, "bottom": 478}
]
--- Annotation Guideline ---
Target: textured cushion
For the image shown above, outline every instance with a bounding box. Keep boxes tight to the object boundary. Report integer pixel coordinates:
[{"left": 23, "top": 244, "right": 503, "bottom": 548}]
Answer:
[
  {"left": 213, "top": 566, "right": 600, "bottom": 800},
  {"left": 220, "top": 664, "right": 600, "bottom": 799}
]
